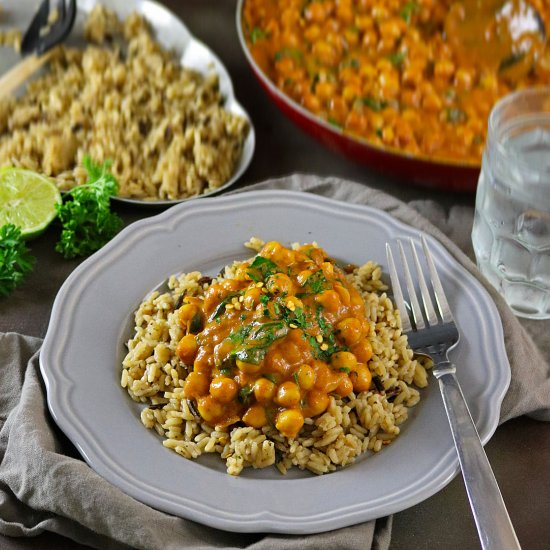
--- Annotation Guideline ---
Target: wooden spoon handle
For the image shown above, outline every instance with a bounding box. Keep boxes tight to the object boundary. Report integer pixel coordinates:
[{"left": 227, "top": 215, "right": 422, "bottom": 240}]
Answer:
[{"left": 0, "top": 49, "right": 54, "bottom": 100}]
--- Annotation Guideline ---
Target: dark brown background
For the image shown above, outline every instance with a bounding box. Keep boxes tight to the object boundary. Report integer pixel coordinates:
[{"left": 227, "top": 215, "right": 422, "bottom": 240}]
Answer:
[{"left": 1, "top": 1, "right": 550, "bottom": 548}]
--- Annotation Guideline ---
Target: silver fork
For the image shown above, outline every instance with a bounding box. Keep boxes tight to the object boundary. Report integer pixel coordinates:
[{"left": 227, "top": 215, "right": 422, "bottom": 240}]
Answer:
[{"left": 386, "top": 236, "right": 521, "bottom": 550}]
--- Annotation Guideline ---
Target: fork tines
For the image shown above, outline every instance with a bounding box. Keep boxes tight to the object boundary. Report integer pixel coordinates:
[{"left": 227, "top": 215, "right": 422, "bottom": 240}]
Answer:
[{"left": 386, "top": 236, "right": 453, "bottom": 331}]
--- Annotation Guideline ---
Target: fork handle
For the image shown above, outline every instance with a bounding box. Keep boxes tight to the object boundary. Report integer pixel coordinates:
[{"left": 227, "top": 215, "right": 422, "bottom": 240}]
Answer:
[
  {"left": 435, "top": 368, "right": 521, "bottom": 550},
  {"left": 0, "top": 50, "right": 54, "bottom": 100}
]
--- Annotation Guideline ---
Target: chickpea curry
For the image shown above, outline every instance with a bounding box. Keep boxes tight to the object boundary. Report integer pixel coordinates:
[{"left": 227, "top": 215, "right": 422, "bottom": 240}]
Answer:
[
  {"left": 242, "top": 0, "right": 550, "bottom": 164},
  {"left": 176, "top": 241, "right": 374, "bottom": 439}
]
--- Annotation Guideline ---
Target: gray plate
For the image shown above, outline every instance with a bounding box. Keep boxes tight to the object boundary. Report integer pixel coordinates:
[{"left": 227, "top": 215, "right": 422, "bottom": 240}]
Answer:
[
  {"left": 39, "top": 190, "right": 510, "bottom": 534},
  {"left": 0, "top": 0, "right": 255, "bottom": 206}
]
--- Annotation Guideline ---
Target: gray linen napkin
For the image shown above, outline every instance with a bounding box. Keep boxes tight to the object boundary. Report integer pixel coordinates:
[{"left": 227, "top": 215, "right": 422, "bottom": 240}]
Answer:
[{"left": 1, "top": 176, "right": 549, "bottom": 550}]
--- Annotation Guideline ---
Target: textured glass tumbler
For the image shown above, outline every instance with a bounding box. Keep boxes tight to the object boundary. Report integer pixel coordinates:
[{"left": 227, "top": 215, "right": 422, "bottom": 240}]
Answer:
[{"left": 472, "top": 88, "right": 550, "bottom": 319}]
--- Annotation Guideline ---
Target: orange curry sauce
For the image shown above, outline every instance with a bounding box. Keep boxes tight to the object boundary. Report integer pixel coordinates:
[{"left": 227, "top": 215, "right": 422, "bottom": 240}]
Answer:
[
  {"left": 176, "top": 241, "right": 373, "bottom": 439},
  {"left": 242, "top": 0, "right": 550, "bottom": 163}
]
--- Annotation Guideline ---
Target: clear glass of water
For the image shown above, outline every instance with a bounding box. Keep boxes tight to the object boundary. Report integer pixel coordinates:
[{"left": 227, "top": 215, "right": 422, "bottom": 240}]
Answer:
[{"left": 472, "top": 87, "right": 550, "bottom": 319}]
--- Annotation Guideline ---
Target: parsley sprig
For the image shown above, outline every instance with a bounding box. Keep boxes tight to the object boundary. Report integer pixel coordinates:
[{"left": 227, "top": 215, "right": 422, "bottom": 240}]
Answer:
[
  {"left": 0, "top": 224, "right": 35, "bottom": 297},
  {"left": 55, "top": 157, "right": 123, "bottom": 259}
]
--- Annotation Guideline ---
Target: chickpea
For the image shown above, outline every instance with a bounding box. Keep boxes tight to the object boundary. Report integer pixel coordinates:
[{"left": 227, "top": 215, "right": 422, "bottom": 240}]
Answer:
[
  {"left": 354, "top": 14, "right": 374, "bottom": 31},
  {"left": 314, "top": 289, "right": 341, "bottom": 313},
  {"left": 351, "top": 339, "right": 373, "bottom": 363},
  {"left": 308, "top": 247, "right": 326, "bottom": 265},
  {"left": 183, "top": 371, "right": 210, "bottom": 399},
  {"left": 360, "top": 317, "right": 371, "bottom": 337},
  {"left": 203, "top": 284, "right": 224, "bottom": 314},
  {"left": 264, "top": 349, "right": 291, "bottom": 375},
  {"left": 329, "top": 96, "right": 348, "bottom": 121},
  {"left": 344, "top": 27, "right": 360, "bottom": 46},
  {"left": 434, "top": 59, "right": 455, "bottom": 80},
  {"left": 304, "top": 24, "right": 321, "bottom": 42},
  {"left": 296, "top": 364, "right": 316, "bottom": 390},
  {"left": 209, "top": 377, "right": 238, "bottom": 403},
  {"left": 422, "top": 92, "right": 443, "bottom": 113},
  {"left": 312, "top": 361, "right": 339, "bottom": 393},
  {"left": 266, "top": 272, "right": 295, "bottom": 295},
  {"left": 296, "top": 269, "right": 313, "bottom": 286},
  {"left": 320, "top": 261, "right": 334, "bottom": 279},
  {"left": 196, "top": 395, "right": 224, "bottom": 423},
  {"left": 242, "top": 404, "right": 268, "bottom": 428},
  {"left": 261, "top": 241, "right": 294, "bottom": 265},
  {"left": 336, "top": 1, "right": 353, "bottom": 24},
  {"left": 276, "top": 381, "right": 301, "bottom": 407},
  {"left": 193, "top": 347, "right": 212, "bottom": 374},
  {"left": 311, "top": 360, "right": 331, "bottom": 387},
  {"left": 378, "top": 18, "right": 404, "bottom": 41},
  {"left": 177, "top": 304, "right": 199, "bottom": 329},
  {"left": 275, "top": 409, "right": 304, "bottom": 438},
  {"left": 381, "top": 126, "right": 395, "bottom": 144},
  {"left": 254, "top": 377, "right": 277, "bottom": 403},
  {"left": 176, "top": 334, "right": 198, "bottom": 365},
  {"left": 285, "top": 295, "right": 304, "bottom": 311},
  {"left": 315, "top": 81, "right": 337, "bottom": 102},
  {"left": 350, "top": 363, "right": 372, "bottom": 392},
  {"left": 378, "top": 70, "right": 400, "bottom": 99},
  {"left": 333, "top": 282, "right": 351, "bottom": 305},
  {"left": 236, "top": 358, "right": 261, "bottom": 374},
  {"left": 336, "top": 317, "right": 363, "bottom": 346},
  {"left": 243, "top": 285, "right": 261, "bottom": 309},
  {"left": 330, "top": 351, "right": 358, "bottom": 370},
  {"left": 345, "top": 110, "right": 368, "bottom": 134},
  {"left": 312, "top": 40, "right": 340, "bottom": 67},
  {"left": 305, "top": 389, "right": 330, "bottom": 416},
  {"left": 281, "top": 341, "right": 304, "bottom": 366},
  {"left": 334, "top": 373, "right": 354, "bottom": 397},
  {"left": 454, "top": 68, "right": 473, "bottom": 91}
]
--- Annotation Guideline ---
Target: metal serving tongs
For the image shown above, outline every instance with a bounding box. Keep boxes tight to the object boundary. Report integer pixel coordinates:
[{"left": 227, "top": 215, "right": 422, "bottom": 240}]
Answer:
[{"left": 0, "top": 0, "right": 76, "bottom": 100}]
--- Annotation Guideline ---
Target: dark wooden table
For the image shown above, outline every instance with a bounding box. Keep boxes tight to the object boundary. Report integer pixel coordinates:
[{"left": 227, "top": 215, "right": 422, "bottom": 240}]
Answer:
[{"left": 2, "top": 1, "right": 550, "bottom": 548}]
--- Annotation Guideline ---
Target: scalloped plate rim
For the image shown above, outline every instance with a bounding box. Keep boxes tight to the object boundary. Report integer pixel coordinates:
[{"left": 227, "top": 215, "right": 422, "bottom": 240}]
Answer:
[{"left": 40, "top": 189, "right": 510, "bottom": 533}]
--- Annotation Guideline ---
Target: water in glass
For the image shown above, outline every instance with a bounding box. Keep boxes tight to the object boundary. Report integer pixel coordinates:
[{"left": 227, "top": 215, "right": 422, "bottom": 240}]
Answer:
[{"left": 472, "top": 89, "right": 550, "bottom": 319}]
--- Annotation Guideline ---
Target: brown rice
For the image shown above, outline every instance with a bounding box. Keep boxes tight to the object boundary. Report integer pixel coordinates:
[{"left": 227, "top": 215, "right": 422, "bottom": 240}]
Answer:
[
  {"left": 0, "top": 5, "right": 249, "bottom": 201},
  {"left": 121, "top": 238, "right": 431, "bottom": 476}
]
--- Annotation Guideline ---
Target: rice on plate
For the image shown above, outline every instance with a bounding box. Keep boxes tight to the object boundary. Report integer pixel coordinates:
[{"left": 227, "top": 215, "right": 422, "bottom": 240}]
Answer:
[{"left": 121, "top": 237, "right": 431, "bottom": 476}]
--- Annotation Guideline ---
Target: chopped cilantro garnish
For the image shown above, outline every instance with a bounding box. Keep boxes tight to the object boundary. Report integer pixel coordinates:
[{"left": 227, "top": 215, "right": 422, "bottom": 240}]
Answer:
[
  {"left": 446, "top": 107, "right": 467, "bottom": 124},
  {"left": 247, "top": 255, "right": 278, "bottom": 283},
  {"left": 400, "top": 1, "right": 418, "bottom": 24},
  {"left": 387, "top": 51, "right": 406, "bottom": 67},
  {"left": 293, "top": 372, "right": 300, "bottom": 386},
  {"left": 339, "top": 367, "right": 351, "bottom": 374},
  {"left": 239, "top": 385, "right": 253, "bottom": 405},
  {"left": 209, "top": 292, "right": 241, "bottom": 321},
  {"left": 363, "top": 96, "right": 388, "bottom": 112},
  {"left": 250, "top": 27, "right": 269, "bottom": 43},
  {"left": 499, "top": 52, "right": 526, "bottom": 72},
  {"left": 227, "top": 325, "right": 253, "bottom": 344},
  {"left": 230, "top": 321, "right": 289, "bottom": 364},
  {"left": 307, "top": 271, "right": 329, "bottom": 294},
  {"left": 274, "top": 47, "right": 303, "bottom": 62},
  {"left": 263, "top": 373, "right": 277, "bottom": 383},
  {"left": 292, "top": 307, "right": 308, "bottom": 328}
]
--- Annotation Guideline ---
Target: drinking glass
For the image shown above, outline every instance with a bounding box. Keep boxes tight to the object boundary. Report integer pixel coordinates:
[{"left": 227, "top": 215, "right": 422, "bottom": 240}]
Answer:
[{"left": 472, "top": 87, "right": 550, "bottom": 319}]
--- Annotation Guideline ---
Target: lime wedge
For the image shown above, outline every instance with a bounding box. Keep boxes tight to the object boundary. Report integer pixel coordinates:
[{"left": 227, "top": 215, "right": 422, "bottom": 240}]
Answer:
[{"left": 0, "top": 167, "right": 61, "bottom": 238}]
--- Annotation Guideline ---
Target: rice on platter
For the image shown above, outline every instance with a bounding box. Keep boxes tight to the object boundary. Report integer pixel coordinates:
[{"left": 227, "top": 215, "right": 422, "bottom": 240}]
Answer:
[
  {"left": 121, "top": 238, "right": 431, "bottom": 476},
  {"left": 0, "top": 5, "right": 249, "bottom": 201}
]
